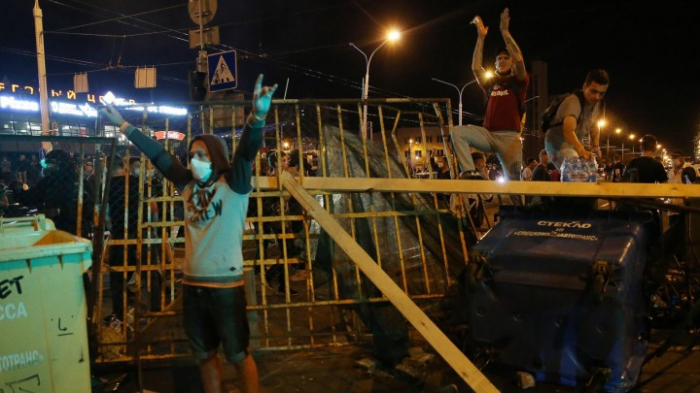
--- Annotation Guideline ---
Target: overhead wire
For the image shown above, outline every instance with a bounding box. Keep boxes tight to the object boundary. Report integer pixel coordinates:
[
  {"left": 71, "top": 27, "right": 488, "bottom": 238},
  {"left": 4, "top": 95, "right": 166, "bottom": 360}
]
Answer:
[
  {"left": 47, "top": 3, "right": 187, "bottom": 33},
  {"left": 25, "top": 0, "right": 473, "bottom": 114}
]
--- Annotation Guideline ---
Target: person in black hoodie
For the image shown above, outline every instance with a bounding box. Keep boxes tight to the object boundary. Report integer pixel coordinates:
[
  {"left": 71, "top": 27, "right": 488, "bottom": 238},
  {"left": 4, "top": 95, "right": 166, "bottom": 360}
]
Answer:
[
  {"left": 101, "top": 74, "right": 276, "bottom": 393},
  {"left": 17, "top": 149, "right": 93, "bottom": 237}
]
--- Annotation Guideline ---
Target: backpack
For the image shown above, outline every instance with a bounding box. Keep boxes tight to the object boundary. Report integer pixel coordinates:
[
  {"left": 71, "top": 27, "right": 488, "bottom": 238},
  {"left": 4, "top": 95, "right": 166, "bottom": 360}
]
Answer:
[
  {"left": 681, "top": 165, "right": 699, "bottom": 184},
  {"left": 540, "top": 90, "right": 585, "bottom": 132}
]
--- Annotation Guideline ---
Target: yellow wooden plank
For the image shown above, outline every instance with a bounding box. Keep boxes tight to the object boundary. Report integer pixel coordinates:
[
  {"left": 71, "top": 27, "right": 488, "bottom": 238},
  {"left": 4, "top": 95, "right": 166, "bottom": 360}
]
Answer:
[
  {"left": 254, "top": 175, "right": 700, "bottom": 198},
  {"left": 280, "top": 172, "right": 499, "bottom": 393}
]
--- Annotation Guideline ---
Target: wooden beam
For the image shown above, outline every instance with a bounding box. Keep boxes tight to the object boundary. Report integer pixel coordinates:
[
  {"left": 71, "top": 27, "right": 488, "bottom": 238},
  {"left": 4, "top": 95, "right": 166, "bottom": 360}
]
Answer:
[
  {"left": 138, "top": 296, "right": 182, "bottom": 343},
  {"left": 280, "top": 172, "right": 499, "bottom": 393},
  {"left": 254, "top": 175, "right": 700, "bottom": 198}
]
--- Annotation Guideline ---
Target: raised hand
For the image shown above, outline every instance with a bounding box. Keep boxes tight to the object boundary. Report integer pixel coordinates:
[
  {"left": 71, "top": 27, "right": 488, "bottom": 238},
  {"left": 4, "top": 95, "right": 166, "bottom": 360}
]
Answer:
[
  {"left": 101, "top": 104, "right": 126, "bottom": 128},
  {"left": 471, "top": 16, "right": 488, "bottom": 38},
  {"left": 250, "top": 74, "right": 278, "bottom": 121},
  {"left": 500, "top": 8, "right": 511, "bottom": 33}
]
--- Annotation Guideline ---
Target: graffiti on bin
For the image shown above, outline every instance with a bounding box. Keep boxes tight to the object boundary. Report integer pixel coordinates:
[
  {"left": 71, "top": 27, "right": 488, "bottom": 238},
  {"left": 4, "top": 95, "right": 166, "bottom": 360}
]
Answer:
[
  {"left": 1, "top": 373, "right": 41, "bottom": 393},
  {"left": 50, "top": 316, "right": 75, "bottom": 337}
]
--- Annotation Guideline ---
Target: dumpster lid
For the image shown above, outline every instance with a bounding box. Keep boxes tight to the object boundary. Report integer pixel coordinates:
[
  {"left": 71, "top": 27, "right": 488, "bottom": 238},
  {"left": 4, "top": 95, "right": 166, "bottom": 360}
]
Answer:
[
  {"left": 1, "top": 215, "right": 55, "bottom": 234},
  {"left": 0, "top": 216, "right": 92, "bottom": 264}
]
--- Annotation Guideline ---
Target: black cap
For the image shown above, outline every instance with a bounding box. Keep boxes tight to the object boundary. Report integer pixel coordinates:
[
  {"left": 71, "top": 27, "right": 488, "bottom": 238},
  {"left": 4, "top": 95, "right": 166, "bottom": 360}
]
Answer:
[{"left": 495, "top": 47, "right": 509, "bottom": 57}]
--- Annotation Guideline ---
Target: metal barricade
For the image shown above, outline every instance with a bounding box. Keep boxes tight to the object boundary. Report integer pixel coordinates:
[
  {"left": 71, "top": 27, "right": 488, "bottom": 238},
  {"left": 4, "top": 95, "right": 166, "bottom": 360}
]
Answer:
[{"left": 84, "top": 98, "right": 477, "bottom": 364}]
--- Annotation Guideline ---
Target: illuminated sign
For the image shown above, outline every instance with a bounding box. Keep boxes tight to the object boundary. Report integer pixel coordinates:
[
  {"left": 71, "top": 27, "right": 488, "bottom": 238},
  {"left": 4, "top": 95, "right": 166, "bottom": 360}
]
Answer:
[
  {"left": 0, "top": 81, "right": 134, "bottom": 104},
  {"left": 0, "top": 96, "right": 39, "bottom": 111},
  {"left": 154, "top": 131, "right": 186, "bottom": 141},
  {"left": 0, "top": 94, "right": 187, "bottom": 118},
  {"left": 124, "top": 105, "right": 188, "bottom": 116},
  {"left": 0, "top": 82, "right": 188, "bottom": 117}
]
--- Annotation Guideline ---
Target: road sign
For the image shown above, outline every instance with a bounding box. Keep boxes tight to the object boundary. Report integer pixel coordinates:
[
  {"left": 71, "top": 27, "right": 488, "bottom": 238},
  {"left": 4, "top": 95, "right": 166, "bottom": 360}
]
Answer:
[
  {"left": 189, "top": 26, "right": 220, "bottom": 49},
  {"left": 188, "top": 0, "right": 217, "bottom": 25},
  {"left": 207, "top": 50, "right": 237, "bottom": 92}
]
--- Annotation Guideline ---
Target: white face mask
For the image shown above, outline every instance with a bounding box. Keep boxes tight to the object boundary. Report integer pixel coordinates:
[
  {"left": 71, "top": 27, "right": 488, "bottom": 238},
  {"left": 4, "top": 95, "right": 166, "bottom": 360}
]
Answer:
[{"left": 190, "top": 158, "right": 212, "bottom": 182}]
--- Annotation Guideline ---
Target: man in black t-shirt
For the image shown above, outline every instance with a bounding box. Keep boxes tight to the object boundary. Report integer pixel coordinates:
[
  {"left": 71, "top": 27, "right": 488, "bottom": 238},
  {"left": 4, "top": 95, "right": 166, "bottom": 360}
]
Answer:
[
  {"left": 622, "top": 135, "right": 667, "bottom": 184},
  {"left": 612, "top": 155, "right": 625, "bottom": 182},
  {"left": 531, "top": 149, "right": 551, "bottom": 182}
]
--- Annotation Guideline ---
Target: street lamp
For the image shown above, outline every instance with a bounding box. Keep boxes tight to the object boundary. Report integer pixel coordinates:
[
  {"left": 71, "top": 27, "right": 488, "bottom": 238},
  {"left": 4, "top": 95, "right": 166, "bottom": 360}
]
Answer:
[
  {"left": 350, "top": 29, "right": 401, "bottom": 139},
  {"left": 432, "top": 73, "right": 491, "bottom": 126},
  {"left": 597, "top": 119, "right": 606, "bottom": 156},
  {"left": 629, "top": 133, "right": 636, "bottom": 156}
]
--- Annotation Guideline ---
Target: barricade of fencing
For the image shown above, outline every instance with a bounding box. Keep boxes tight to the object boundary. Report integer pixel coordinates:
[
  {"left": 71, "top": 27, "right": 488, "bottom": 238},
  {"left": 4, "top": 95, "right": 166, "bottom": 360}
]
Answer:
[{"left": 2, "top": 98, "right": 699, "bottom": 393}]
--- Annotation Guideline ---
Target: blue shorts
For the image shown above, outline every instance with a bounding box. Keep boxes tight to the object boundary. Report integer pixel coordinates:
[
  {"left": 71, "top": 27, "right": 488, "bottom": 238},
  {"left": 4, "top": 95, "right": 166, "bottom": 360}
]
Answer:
[{"left": 183, "top": 285, "right": 250, "bottom": 362}]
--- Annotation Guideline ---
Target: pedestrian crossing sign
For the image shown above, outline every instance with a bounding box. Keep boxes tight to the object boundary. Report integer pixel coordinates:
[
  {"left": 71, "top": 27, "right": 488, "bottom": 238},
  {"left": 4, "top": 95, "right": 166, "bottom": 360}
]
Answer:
[{"left": 207, "top": 50, "right": 237, "bottom": 92}]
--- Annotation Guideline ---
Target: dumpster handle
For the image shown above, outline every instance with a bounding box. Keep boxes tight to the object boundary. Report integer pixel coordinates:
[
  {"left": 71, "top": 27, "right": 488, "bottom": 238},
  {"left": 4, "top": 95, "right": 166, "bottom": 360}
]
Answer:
[{"left": 0, "top": 214, "right": 48, "bottom": 234}]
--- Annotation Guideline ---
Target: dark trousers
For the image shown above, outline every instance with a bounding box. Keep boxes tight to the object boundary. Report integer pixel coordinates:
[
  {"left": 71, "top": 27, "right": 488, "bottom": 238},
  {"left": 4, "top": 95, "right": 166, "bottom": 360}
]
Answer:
[{"left": 109, "top": 240, "right": 162, "bottom": 317}]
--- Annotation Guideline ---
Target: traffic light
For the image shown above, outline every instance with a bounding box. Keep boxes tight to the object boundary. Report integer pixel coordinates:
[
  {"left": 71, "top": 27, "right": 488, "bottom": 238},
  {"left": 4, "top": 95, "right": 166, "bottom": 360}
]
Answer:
[{"left": 188, "top": 70, "right": 207, "bottom": 101}]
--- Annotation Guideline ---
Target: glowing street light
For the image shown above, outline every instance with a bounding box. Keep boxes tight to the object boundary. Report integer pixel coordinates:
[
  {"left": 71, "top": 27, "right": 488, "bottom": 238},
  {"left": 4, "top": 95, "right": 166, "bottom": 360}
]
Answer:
[
  {"left": 432, "top": 72, "right": 492, "bottom": 126},
  {"left": 350, "top": 29, "right": 401, "bottom": 139},
  {"left": 598, "top": 119, "right": 608, "bottom": 156},
  {"left": 615, "top": 128, "right": 622, "bottom": 134}
]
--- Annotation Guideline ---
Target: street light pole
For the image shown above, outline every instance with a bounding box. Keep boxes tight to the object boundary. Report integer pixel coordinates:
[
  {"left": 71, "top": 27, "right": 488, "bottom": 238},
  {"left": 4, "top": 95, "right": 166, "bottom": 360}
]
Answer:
[
  {"left": 431, "top": 78, "right": 479, "bottom": 126},
  {"left": 350, "top": 31, "right": 400, "bottom": 140},
  {"left": 33, "top": 0, "right": 50, "bottom": 135},
  {"left": 622, "top": 140, "right": 625, "bottom": 162},
  {"left": 350, "top": 41, "right": 387, "bottom": 139}
]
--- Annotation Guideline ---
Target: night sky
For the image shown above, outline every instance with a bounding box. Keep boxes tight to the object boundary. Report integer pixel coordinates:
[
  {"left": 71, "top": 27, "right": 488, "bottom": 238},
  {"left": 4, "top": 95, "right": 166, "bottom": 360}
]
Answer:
[{"left": 1, "top": 0, "right": 698, "bottom": 152}]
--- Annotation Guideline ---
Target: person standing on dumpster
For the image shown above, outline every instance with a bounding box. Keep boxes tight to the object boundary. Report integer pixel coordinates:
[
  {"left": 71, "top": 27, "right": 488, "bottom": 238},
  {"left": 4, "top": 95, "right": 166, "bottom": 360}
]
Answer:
[
  {"left": 101, "top": 74, "right": 277, "bottom": 393},
  {"left": 451, "top": 8, "right": 529, "bottom": 180}
]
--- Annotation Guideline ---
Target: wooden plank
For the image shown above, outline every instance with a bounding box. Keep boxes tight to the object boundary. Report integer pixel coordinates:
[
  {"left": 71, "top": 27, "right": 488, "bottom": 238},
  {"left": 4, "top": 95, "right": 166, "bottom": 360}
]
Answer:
[
  {"left": 280, "top": 172, "right": 499, "bottom": 393},
  {"left": 254, "top": 175, "right": 700, "bottom": 198},
  {"left": 138, "top": 296, "right": 182, "bottom": 343}
]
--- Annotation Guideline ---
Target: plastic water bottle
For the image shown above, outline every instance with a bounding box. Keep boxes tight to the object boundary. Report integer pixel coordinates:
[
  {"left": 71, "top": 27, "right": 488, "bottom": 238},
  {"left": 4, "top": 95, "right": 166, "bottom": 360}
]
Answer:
[
  {"left": 580, "top": 158, "right": 590, "bottom": 181},
  {"left": 589, "top": 154, "right": 598, "bottom": 182},
  {"left": 569, "top": 158, "right": 585, "bottom": 182},
  {"left": 560, "top": 157, "right": 570, "bottom": 182}
]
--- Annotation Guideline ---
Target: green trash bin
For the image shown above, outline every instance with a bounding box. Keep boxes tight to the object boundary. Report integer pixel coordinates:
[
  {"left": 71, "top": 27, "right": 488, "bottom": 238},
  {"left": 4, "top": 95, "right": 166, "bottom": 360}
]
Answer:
[{"left": 0, "top": 215, "right": 92, "bottom": 392}]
